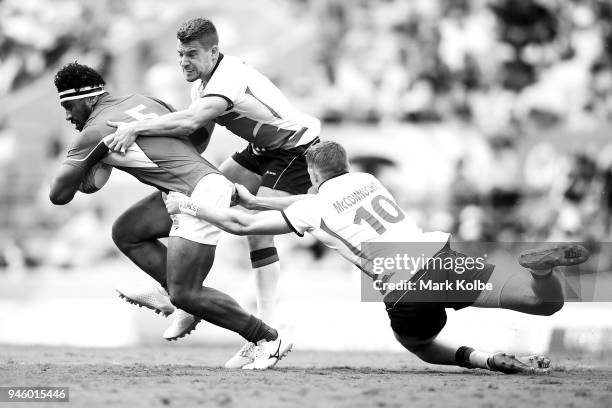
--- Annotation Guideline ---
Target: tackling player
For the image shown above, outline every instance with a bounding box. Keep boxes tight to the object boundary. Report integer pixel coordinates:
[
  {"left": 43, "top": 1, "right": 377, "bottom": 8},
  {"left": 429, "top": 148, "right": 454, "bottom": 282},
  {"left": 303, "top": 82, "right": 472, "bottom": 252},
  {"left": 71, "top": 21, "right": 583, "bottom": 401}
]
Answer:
[
  {"left": 103, "top": 17, "right": 321, "bottom": 368},
  {"left": 165, "top": 141, "right": 590, "bottom": 374},
  {"left": 49, "top": 62, "right": 292, "bottom": 370}
]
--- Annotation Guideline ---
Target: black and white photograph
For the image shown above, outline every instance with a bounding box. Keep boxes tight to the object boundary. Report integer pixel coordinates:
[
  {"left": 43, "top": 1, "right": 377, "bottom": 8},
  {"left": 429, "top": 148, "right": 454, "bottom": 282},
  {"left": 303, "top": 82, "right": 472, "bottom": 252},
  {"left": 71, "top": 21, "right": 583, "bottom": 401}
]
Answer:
[{"left": 0, "top": 0, "right": 611, "bottom": 407}]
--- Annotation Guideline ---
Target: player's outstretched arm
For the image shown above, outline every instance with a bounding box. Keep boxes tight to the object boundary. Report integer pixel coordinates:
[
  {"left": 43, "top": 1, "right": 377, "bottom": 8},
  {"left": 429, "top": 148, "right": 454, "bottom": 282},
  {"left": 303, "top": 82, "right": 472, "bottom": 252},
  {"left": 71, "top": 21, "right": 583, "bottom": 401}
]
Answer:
[
  {"left": 165, "top": 192, "right": 292, "bottom": 236},
  {"left": 104, "top": 96, "right": 227, "bottom": 153},
  {"left": 234, "top": 184, "right": 312, "bottom": 211}
]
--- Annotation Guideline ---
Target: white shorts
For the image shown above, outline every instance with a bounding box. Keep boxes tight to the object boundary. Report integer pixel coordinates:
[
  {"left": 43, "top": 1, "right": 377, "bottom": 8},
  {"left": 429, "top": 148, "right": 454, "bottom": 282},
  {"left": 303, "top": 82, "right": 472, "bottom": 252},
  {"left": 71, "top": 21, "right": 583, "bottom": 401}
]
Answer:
[{"left": 169, "top": 173, "right": 234, "bottom": 245}]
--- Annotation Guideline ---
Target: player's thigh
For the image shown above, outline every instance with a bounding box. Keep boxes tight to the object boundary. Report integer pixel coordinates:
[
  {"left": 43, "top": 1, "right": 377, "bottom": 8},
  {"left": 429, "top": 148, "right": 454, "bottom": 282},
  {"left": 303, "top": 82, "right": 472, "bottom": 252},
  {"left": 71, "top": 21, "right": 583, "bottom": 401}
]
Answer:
[
  {"left": 496, "top": 271, "right": 546, "bottom": 311},
  {"left": 166, "top": 174, "right": 226, "bottom": 291},
  {"left": 219, "top": 156, "right": 261, "bottom": 194},
  {"left": 471, "top": 265, "right": 516, "bottom": 309},
  {"left": 256, "top": 186, "right": 292, "bottom": 198},
  {"left": 167, "top": 173, "right": 234, "bottom": 290},
  {"left": 169, "top": 173, "right": 234, "bottom": 246},
  {"left": 113, "top": 192, "right": 172, "bottom": 242},
  {"left": 385, "top": 299, "right": 447, "bottom": 349},
  {"left": 166, "top": 237, "right": 216, "bottom": 291}
]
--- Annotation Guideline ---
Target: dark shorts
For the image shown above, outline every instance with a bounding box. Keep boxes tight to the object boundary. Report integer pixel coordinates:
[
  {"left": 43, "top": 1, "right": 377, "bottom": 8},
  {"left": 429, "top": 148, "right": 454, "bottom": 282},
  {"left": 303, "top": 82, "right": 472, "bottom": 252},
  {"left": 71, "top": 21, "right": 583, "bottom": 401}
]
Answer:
[
  {"left": 384, "top": 241, "right": 495, "bottom": 341},
  {"left": 231, "top": 139, "right": 319, "bottom": 195}
]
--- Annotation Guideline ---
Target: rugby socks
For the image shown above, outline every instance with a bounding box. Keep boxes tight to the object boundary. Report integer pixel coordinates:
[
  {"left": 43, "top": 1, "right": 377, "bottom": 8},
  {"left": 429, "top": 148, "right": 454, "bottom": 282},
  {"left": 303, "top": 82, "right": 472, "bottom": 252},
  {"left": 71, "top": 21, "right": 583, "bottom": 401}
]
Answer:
[
  {"left": 455, "top": 346, "right": 492, "bottom": 370},
  {"left": 530, "top": 268, "right": 554, "bottom": 280},
  {"left": 251, "top": 248, "right": 280, "bottom": 324},
  {"left": 250, "top": 248, "right": 280, "bottom": 269},
  {"left": 239, "top": 314, "right": 278, "bottom": 344}
]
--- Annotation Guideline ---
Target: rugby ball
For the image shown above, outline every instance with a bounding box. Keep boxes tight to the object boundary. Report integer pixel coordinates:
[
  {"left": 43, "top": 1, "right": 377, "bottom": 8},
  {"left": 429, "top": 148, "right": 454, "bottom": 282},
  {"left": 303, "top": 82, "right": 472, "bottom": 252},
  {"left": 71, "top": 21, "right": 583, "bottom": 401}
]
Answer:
[{"left": 78, "top": 162, "right": 113, "bottom": 194}]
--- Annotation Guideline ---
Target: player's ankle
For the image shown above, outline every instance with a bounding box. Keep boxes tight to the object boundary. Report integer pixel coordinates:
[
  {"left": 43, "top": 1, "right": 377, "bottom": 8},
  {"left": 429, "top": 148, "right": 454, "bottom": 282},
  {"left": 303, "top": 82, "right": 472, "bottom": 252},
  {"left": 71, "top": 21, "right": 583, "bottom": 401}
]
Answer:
[
  {"left": 455, "top": 346, "right": 492, "bottom": 370},
  {"left": 530, "top": 268, "right": 553, "bottom": 280},
  {"left": 239, "top": 315, "right": 278, "bottom": 344}
]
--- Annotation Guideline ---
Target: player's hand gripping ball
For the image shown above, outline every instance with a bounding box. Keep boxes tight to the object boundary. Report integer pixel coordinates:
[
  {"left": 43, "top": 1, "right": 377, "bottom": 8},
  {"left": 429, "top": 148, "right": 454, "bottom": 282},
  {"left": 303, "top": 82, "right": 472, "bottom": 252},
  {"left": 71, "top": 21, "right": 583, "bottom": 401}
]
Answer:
[{"left": 78, "top": 162, "right": 113, "bottom": 194}]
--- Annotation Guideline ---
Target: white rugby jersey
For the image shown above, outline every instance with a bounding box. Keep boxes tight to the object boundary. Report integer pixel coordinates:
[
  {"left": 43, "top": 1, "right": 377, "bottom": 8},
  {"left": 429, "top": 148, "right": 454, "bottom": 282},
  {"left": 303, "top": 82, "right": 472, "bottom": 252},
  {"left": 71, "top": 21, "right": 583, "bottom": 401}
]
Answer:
[
  {"left": 282, "top": 172, "right": 450, "bottom": 275},
  {"left": 191, "top": 54, "right": 320, "bottom": 152}
]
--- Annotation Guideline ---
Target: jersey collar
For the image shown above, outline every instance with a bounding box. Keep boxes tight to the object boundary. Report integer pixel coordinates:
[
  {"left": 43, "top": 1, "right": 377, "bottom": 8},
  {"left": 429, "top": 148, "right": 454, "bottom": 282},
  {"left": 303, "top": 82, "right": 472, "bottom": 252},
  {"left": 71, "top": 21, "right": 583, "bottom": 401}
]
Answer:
[
  {"left": 84, "top": 93, "right": 113, "bottom": 128},
  {"left": 318, "top": 171, "right": 349, "bottom": 192},
  {"left": 199, "top": 53, "right": 224, "bottom": 94},
  {"left": 211, "top": 52, "right": 224, "bottom": 76}
]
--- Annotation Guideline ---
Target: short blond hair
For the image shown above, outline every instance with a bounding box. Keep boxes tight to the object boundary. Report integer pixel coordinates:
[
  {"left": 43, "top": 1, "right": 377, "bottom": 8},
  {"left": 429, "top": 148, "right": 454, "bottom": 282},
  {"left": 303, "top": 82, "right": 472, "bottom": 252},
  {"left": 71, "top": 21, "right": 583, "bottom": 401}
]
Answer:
[
  {"left": 305, "top": 141, "right": 349, "bottom": 177},
  {"left": 177, "top": 18, "right": 218, "bottom": 49}
]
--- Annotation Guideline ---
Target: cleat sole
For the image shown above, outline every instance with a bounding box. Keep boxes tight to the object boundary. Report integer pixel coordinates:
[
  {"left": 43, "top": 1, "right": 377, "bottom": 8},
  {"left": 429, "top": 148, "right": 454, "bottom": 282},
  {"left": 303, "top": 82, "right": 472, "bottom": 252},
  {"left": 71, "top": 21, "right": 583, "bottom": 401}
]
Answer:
[
  {"left": 489, "top": 352, "right": 551, "bottom": 375},
  {"left": 116, "top": 290, "right": 174, "bottom": 317},
  {"left": 519, "top": 244, "right": 589, "bottom": 270},
  {"left": 268, "top": 342, "right": 293, "bottom": 369}
]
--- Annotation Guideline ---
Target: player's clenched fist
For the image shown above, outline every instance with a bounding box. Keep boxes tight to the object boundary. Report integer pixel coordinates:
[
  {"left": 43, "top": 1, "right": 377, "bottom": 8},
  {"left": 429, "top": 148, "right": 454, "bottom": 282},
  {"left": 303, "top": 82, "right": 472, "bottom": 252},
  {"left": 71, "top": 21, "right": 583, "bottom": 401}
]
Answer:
[
  {"left": 165, "top": 192, "right": 198, "bottom": 216},
  {"left": 233, "top": 184, "right": 257, "bottom": 209}
]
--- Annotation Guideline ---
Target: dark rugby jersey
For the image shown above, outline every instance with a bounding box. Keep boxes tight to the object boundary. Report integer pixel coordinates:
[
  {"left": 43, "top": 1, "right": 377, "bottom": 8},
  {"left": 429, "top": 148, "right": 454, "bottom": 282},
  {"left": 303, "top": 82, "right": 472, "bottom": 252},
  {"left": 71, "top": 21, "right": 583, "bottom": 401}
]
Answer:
[{"left": 64, "top": 94, "right": 218, "bottom": 194}]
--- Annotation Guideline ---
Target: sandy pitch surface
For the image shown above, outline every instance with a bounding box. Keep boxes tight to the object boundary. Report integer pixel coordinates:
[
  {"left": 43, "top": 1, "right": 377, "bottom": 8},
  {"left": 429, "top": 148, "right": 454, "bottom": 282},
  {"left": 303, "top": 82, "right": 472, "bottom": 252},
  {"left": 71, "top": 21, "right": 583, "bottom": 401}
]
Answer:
[{"left": 1, "top": 345, "right": 610, "bottom": 408}]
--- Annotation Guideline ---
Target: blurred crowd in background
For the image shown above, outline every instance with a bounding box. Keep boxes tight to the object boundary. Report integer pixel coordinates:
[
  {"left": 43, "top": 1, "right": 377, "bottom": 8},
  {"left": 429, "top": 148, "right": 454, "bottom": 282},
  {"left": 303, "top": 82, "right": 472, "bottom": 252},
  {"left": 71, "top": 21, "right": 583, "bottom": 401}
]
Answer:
[
  {"left": 307, "top": 0, "right": 612, "bottom": 127},
  {"left": 1, "top": 0, "right": 612, "bottom": 273}
]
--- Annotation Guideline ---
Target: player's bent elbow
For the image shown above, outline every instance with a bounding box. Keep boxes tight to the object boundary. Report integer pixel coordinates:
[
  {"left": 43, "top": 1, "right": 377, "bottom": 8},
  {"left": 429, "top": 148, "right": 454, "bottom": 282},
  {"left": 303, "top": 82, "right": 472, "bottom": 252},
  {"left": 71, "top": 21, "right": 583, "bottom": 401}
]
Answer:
[
  {"left": 49, "top": 194, "right": 71, "bottom": 205},
  {"left": 230, "top": 224, "right": 250, "bottom": 236},
  {"left": 49, "top": 189, "right": 73, "bottom": 205}
]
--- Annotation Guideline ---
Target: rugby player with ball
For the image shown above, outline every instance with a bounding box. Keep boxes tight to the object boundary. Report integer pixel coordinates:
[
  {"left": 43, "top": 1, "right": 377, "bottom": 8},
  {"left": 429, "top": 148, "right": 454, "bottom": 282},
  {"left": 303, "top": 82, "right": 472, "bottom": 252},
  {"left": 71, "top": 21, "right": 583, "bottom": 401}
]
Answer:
[{"left": 49, "top": 62, "right": 291, "bottom": 370}]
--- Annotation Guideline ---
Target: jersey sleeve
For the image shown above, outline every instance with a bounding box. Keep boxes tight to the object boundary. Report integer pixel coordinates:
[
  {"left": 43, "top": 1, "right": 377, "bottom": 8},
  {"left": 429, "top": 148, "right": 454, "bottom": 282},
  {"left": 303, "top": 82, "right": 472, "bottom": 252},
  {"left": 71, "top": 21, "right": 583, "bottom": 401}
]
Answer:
[
  {"left": 201, "top": 58, "right": 247, "bottom": 110},
  {"left": 281, "top": 198, "right": 322, "bottom": 237},
  {"left": 64, "top": 126, "right": 109, "bottom": 170},
  {"left": 190, "top": 81, "right": 201, "bottom": 103}
]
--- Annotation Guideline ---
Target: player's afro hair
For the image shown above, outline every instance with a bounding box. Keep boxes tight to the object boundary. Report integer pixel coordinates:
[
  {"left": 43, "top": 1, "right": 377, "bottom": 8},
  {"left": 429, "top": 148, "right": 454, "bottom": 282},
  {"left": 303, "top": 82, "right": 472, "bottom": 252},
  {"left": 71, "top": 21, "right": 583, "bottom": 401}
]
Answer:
[
  {"left": 176, "top": 18, "right": 218, "bottom": 49},
  {"left": 54, "top": 62, "right": 105, "bottom": 93}
]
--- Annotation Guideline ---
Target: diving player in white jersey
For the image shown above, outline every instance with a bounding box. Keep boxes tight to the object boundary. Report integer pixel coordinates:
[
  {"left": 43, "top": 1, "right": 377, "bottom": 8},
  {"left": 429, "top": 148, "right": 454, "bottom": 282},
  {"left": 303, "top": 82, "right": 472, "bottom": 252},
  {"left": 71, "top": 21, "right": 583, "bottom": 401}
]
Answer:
[
  {"left": 103, "top": 18, "right": 320, "bottom": 367},
  {"left": 165, "top": 141, "right": 590, "bottom": 374}
]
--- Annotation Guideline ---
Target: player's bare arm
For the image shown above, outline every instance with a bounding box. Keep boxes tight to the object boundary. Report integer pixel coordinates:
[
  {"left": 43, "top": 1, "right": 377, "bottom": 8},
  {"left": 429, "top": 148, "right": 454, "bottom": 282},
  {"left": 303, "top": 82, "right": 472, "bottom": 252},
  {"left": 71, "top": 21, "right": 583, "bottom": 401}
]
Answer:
[
  {"left": 49, "top": 141, "right": 109, "bottom": 205},
  {"left": 165, "top": 192, "right": 292, "bottom": 236},
  {"left": 49, "top": 163, "right": 89, "bottom": 205},
  {"left": 234, "top": 183, "right": 312, "bottom": 211},
  {"left": 104, "top": 96, "right": 227, "bottom": 153}
]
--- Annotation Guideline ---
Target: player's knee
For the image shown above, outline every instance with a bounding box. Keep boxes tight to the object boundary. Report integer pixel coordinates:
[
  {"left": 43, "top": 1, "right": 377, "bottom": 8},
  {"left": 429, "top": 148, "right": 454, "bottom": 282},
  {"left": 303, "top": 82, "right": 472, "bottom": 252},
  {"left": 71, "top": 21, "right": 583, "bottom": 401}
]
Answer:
[
  {"left": 393, "top": 332, "right": 435, "bottom": 358},
  {"left": 534, "top": 300, "right": 564, "bottom": 316},
  {"left": 521, "top": 296, "right": 564, "bottom": 316},
  {"left": 168, "top": 287, "right": 196, "bottom": 311},
  {"left": 247, "top": 234, "right": 274, "bottom": 249},
  {"left": 111, "top": 217, "right": 132, "bottom": 250},
  {"left": 409, "top": 344, "right": 438, "bottom": 363}
]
